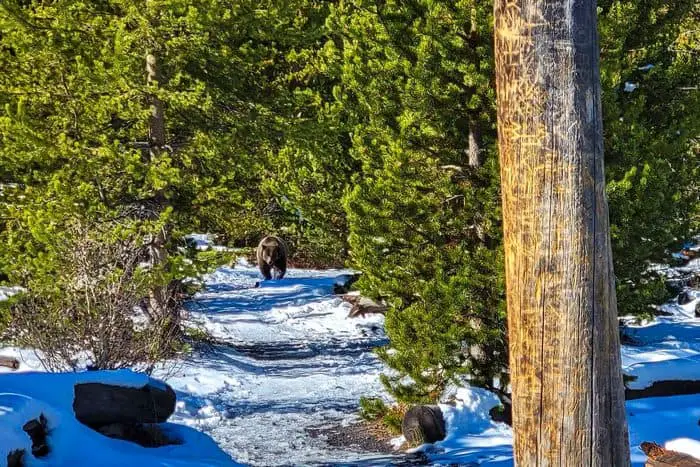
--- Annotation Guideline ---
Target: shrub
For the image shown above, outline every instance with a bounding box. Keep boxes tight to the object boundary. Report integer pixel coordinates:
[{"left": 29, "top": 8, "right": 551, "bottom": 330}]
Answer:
[{"left": 5, "top": 221, "right": 184, "bottom": 373}]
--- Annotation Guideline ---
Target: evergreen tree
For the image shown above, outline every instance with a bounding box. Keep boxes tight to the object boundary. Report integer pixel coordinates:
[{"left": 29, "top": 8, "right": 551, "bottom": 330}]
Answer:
[
  {"left": 328, "top": 0, "right": 508, "bottom": 402},
  {"left": 0, "top": 1, "right": 314, "bottom": 360},
  {"left": 261, "top": 0, "right": 358, "bottom": 267},
  {"left": 327, "top": 0, "right": 699, "bottom": 403},
  {"left": 0, "top": 0, "right": 695, "bottom": 387},
  {"left": 599, "top": 0, "right": 700, "bottom": 315}
]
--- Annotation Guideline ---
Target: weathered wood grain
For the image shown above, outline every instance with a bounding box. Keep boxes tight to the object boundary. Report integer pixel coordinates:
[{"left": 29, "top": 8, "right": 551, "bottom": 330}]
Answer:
[{"left": 493, "top": 0, "right": 630, "bottom": 465}]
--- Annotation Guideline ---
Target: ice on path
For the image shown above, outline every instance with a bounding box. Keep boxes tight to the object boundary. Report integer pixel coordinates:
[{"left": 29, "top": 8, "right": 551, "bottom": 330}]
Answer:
[{"left": 160, "top": 264, "right": 391, "bottom": 466}]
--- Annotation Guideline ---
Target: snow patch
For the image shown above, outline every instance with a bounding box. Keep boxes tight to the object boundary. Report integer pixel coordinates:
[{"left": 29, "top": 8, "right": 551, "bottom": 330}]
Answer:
[
  {"left": 665, "top": 438, "right": 700, "bottom": 460},
  {"left": 0, "top": 286, "right": 23, "bottom": 301},
  {"left": 0, "top": 371, "right": 239, "bottom": 466}
]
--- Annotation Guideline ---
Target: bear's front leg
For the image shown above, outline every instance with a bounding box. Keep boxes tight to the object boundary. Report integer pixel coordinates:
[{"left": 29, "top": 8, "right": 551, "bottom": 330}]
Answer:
[{"left": 259, "top": 263, "right": 272, "bottom": 280}]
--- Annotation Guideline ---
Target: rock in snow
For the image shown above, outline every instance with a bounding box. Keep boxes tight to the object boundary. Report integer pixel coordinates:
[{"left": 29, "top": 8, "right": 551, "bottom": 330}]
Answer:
[
  {"left": 0, "top": 370, "right": 240, "bottom": 466},
  {"left": 73, "top": 381, "right": 176, "bottom": 426},
  {"left": 402, "top": 405, "right": 446, "bottom": 445},
  {"left": 678, "top": 290, "right": 694, "bottom": 305}
]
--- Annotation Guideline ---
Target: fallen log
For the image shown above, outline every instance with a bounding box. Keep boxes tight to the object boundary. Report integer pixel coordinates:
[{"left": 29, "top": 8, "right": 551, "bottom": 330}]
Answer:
[
  {"left": 0, "top": 355, "right": 20, "bottom": 370},
  {"left": 340, "top": 294, "right": 388, "bottom": 318},
  {"left": 642, "top": 442, "right": 700, "bottom": 466},
  {"left": 626, "top": 380, "right": 700, "bottom": 400}
]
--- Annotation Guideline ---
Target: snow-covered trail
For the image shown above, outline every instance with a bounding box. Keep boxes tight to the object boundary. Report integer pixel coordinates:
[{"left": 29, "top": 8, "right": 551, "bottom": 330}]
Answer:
[
  {"left": 3, "top": 246, "right": 699, "bottom": 465},
  {"left": 159, "top": 262, "right": 392, "bottom": 466},
  {"left": 161, "top": 254, "right": 700, "bottom": 466}
]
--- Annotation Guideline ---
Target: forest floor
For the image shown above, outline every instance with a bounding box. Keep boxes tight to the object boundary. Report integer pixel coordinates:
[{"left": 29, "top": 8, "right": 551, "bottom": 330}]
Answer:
[{"left": 1, "top": 241, "right": 700, "bottom": 466}]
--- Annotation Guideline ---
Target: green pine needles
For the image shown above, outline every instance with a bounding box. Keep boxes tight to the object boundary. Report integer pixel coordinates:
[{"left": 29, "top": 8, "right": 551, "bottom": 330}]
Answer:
[{"left": 0, "top": 0, "right": 697, "bottom": 397}]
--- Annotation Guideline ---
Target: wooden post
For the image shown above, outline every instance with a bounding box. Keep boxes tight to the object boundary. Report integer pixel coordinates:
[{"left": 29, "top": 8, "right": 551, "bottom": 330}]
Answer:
[{"left": 493, "top": 0, "right": 630, "bottom": 465}]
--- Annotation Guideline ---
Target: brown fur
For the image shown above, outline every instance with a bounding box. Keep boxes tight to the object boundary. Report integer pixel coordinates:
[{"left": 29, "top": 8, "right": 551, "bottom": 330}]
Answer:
[{"left": 256, "top": 236, "right": 287, "bottom": 280}]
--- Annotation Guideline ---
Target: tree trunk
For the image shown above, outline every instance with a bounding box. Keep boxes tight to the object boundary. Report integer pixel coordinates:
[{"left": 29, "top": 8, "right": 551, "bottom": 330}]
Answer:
[
  {"left": 145, "top": 52, "right": 171, "bottom": 323},
  {"left": 146, "top": 53, "right": 165, "bottom": 152},
  {"left": 467, "top": 118, "right": 482, "bottom": 168},
  {"left": 493, "top": 0, "right": 630, "bottom": 465}
]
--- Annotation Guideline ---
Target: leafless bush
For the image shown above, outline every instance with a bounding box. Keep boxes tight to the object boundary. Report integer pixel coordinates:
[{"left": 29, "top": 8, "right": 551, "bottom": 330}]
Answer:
[{"left": 7, "top": 222, "right": 185, "bottom": 373}]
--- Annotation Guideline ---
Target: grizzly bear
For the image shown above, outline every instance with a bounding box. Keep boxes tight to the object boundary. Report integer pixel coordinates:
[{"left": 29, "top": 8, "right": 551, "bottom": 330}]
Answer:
[{"left": 256, "top": 235, "right": 287, "bottom": 280}]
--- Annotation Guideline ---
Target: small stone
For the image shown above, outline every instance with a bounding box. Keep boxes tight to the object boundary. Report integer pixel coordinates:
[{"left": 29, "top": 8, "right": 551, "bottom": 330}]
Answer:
[
  {"left": 678, "top": 291, "right": 693, "bottom": 305},
  {"left": 22, "top": 414, "right": 49, "bottom": 458},
  {"left": 7, "top": 449, "right": 25, "bottom": 467}
]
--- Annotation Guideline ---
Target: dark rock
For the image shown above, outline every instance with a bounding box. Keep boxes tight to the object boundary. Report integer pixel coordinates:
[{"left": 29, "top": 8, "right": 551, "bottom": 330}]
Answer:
[
  {"left": 332, "top": 273, "right": 362, "bottom": 295},
  {"left": 73, "top": 380, "right": 176, "bottom": 427},
  {"left": 96, "top": 422, "right": 180, "bottom": 448},
  {"left": 678, "top": 291, "right": 693, "bottom": 305},
  {"left": 22, "top": 414, "right": 49, "bottom": 458},
  {"left": 625, "top": 380, "right": 700, "bottom": 400},
  {"left": 6, "top": 449, "right": 25, "bottom": 467},
  {"left": 97, "top": 422, "right": 129, "bottom": 439},
  {"left": 653, "top": 308, "right": 674, "bottom": 317},
  {"left": 401, "top": 405, "right": 446, "bottom": 445},
  {"left": 489, "top": 403, "right": 512, "bottom": 426},
  {"left": 696, "top": 302, "right": 700, "bottom": 318}
]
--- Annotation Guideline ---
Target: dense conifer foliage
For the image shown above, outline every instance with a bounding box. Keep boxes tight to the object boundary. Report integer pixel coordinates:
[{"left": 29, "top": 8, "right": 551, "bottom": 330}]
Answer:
[{"left": 0, "top": 1, "right": 696, "bottom": 398}]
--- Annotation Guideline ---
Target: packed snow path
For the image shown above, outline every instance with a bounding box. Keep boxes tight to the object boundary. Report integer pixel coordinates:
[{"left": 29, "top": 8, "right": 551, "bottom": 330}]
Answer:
[
  {"left": 163, "top": 256, "right": 700, "bottom": 466},
  {"left": 3, "top": 251, "right": 699, "bottom": 465},
  {"left": 161, "top": 262, "right": 391, "bottom": 466}
]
